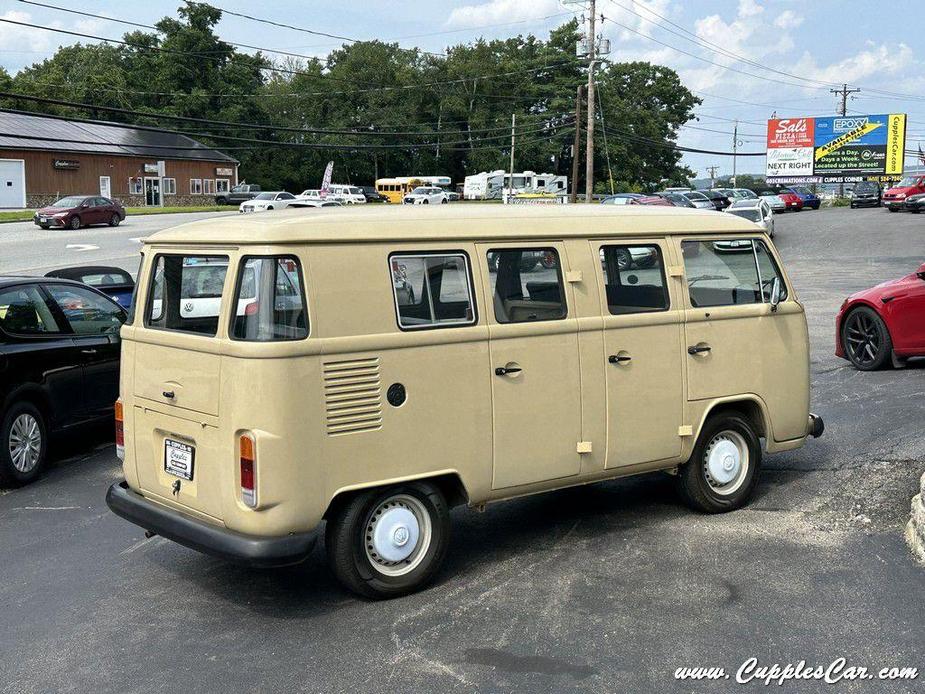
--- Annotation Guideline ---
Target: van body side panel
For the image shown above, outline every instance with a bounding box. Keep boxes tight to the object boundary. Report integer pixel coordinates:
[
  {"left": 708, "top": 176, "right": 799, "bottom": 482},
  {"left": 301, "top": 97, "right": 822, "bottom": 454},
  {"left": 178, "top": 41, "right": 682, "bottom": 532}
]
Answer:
[{"left": 563, "top": 238, "right": 606, "bottom": 477}]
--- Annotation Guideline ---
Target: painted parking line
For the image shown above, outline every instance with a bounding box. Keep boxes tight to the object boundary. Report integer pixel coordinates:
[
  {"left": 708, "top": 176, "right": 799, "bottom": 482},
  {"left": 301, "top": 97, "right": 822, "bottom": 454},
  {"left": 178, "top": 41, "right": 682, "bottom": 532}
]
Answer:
[{"left": 65, "top": 244, "right": 100, "bottom": 251}]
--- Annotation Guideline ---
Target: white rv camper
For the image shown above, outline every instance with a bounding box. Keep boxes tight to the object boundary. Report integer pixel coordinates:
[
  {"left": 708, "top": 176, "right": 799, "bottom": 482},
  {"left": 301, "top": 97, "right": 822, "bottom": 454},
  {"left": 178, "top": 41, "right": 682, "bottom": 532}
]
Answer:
[{"left": 463, "top": 170, "right": 567, "bottom": 200}]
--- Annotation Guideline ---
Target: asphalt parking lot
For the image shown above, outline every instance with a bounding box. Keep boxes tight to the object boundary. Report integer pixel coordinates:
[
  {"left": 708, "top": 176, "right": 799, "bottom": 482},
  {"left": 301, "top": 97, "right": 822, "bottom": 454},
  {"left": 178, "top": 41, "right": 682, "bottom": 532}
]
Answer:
[{"left": 1, "top": 206, "right": 923, "bottom": 693}]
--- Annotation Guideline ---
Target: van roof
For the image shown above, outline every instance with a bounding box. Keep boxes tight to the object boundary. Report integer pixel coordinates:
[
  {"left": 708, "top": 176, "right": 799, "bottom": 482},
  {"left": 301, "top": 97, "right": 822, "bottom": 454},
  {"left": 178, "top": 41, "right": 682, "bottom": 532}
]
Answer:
[{"left": 146, "top": 205, "right": 756, "bottom": 246}]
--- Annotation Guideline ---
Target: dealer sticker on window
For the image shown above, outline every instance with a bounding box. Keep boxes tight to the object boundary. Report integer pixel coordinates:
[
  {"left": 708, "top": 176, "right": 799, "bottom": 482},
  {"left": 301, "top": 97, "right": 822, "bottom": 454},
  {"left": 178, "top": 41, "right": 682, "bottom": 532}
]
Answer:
[{"left": 164, "top": 439, "right": 195, "bottom": 481}]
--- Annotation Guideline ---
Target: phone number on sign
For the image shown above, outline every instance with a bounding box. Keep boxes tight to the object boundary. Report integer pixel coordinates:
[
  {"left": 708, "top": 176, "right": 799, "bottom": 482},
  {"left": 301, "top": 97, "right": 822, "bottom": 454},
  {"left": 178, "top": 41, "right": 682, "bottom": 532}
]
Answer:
[{"left": 675, "top": 658, "right": 919, "bottom": 686}]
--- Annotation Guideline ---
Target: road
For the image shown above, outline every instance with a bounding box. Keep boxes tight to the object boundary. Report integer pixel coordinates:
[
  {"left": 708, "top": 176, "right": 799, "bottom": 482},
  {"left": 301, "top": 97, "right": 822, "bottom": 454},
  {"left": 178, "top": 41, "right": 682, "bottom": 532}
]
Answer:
[
  {"left": 1, "top": 206, "right": 924, "bottom": 693},
  {"left": 0, "top": 211, "right": 237, "bottom": 277}
]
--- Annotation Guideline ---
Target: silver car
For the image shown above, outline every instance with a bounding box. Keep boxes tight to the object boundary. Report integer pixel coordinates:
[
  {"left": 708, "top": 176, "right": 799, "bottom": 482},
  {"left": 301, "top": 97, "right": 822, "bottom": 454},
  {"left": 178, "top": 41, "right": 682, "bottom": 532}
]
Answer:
[
  {"left": 725, "top": 199, "right": 775, "bottom": 238},
  {"left": 683, "top": 191, "right": 716, "bottom": 209}
]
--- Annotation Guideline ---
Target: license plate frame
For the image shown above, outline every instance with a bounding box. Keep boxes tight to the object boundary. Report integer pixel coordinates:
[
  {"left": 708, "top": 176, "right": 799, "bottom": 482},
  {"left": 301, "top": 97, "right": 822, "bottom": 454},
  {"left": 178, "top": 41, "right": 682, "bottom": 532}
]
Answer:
[{"left": 164, "top": 439, "right": 195, "bottom": 481}]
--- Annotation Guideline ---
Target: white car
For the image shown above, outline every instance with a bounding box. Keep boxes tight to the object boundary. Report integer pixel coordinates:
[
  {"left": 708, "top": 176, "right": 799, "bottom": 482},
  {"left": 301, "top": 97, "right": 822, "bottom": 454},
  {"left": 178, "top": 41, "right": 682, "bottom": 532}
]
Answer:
[
  {"left": 327, "top": 185, "right": 366, "bottom": 204},
  {"left": 725, "top": 199, "right": 775, "bottom": 238},
  {"left": 239, "top": 191, "right": 298, "bottom": 213},
  {"left": 731, "top": 188, "right": 758, "bottom": 200},
  {"left": 403, "top": 186, "right": 450, "bottom": 204},
  {"left": 758, "top": 193, "right": 787, "bottom": 212}
]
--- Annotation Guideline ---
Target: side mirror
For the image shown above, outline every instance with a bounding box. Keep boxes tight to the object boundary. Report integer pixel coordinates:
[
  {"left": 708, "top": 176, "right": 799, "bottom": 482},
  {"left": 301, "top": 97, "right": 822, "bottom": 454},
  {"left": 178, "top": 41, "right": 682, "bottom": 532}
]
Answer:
[{"left": 769, "top": 277, "right": 783, "bottom": 311}]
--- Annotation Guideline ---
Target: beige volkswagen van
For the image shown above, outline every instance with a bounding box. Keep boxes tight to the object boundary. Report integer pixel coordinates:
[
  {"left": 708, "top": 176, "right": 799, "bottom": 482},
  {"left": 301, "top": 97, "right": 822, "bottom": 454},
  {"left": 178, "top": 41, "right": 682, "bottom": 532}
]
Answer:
[{"left": 107, "top": 205, "right": 823, "bottom": 598}]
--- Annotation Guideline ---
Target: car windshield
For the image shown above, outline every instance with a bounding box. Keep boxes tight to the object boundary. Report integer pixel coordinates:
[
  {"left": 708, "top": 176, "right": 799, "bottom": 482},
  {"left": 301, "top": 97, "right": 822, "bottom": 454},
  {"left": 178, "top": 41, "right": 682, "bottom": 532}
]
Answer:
[
  {"left": 728, "top": 209, "right": 761, "bottom": 222},
  {"left": 412, "top": 187, "right": 434, "bottom": 194},
  {"left": 685, "top": 192, "right": 708, "bottom": 200},
  {"left": 49, "top": 196, "right": 86, "bottom": 208},
  {"left": 253, "top": 193, "right": 275, "bottom": 200},
  {"left": 896, "top": 177, "right": 918, "bottom": 187}
]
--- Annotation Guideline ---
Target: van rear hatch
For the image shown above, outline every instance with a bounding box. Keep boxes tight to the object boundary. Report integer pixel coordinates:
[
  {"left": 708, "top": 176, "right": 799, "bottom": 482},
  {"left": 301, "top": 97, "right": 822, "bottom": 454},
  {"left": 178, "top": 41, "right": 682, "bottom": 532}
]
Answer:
[{"left": 131, "top": 253, "right": 231, "bottom": 520}]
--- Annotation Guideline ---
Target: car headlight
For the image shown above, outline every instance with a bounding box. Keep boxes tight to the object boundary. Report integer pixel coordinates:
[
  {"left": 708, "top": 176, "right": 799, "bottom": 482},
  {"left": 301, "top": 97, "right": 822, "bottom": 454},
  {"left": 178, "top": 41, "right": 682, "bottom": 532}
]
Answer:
[
  {"left": 896, "top": 193, "right": 906, "bottom": 199},
  {"left": 53, "top": 212, "right": 68, "bottom": 217}
]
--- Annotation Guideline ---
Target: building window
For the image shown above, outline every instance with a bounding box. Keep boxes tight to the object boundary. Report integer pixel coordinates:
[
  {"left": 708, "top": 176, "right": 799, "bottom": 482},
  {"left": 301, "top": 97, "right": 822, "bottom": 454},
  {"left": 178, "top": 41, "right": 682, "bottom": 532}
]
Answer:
[
  {"left": 190, "top": 179, "right": 203, "bottom": 195},
  {"left": 163, "top": 178, "right": 176, "bottom": 195},
  {"left": 128, "top": 177, "right": 142, "bottom": 195},
  {"left": 203, "top": 179, "right": 215, "bottom": 195},
  {"left": 216, "top": 179, "right": 230, "bottom": 194}
]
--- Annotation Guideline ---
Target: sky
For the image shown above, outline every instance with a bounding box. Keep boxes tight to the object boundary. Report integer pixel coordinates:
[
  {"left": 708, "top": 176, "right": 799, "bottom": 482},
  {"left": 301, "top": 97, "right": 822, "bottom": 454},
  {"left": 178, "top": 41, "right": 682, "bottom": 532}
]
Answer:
[{"left": 1, "top": 0, "right": 924, "bottom": 179}]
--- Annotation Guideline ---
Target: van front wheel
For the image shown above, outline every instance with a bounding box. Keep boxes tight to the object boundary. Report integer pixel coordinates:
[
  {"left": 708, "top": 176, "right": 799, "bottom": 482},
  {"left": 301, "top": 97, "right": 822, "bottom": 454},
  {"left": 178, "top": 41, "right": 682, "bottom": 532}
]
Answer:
[
  {"left": 676, "top": 413, "right": 761, "bottom": 513},
  {"left": 326, "top": 481, "right": 450, "bottom": 599}
]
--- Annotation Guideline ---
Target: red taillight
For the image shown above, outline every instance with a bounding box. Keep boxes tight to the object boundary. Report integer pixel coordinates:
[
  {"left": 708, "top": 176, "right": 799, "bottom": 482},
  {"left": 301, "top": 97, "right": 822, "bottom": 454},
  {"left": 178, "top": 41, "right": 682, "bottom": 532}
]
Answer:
[
  {"left": 114, "top": 399, "right": 124, "bottom": 461},
  {"left": 239, "top": 434, "right": 256, "bottom": 508}
]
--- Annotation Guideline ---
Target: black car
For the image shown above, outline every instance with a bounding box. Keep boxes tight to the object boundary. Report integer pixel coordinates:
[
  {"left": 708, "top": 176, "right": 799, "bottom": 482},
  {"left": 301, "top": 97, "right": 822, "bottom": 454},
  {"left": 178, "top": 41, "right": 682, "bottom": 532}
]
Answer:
[
  {"left": 657, "top": 191, "right": 696, "bottom": 208},
  {"left": 0, "top": 277, "right": 126, "bottom": 486},
  {"left": 850, "top": 181, "right": 882, "bottom": 208},
  {"left": 44, "top": 265, "right": 135, "bottom": 309},
  {"left": 704, "top": 190, "right": 732, "bottom": 210},
  {"left": 359, "top": 185, "right": 388, "bottom": 203},
  {"left": 905, "top": 193, "right": 925, "bottom": 213}
]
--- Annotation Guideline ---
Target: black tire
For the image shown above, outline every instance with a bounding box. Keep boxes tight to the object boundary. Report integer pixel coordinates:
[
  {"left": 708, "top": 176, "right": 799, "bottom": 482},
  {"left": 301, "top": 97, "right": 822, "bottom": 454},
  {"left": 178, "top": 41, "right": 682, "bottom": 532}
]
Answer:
[
  {"left": 326, "top": 481, "right": 450, "bottom": 599},
  {"left": 841, "top": 306, "right": 893, "bottom": 371},
  {"left": 215, "top": 197, "right": 228, "bottom": 205},
  {"left": 888, "top": 207, "right": 898, "bottom": 213},
  {"left": 615, "top": 248, "right": 633, "bottom": 271},
  {"left": 39, "top": 224, "right": 50, "bottom": 229},
  {"left": 266, "top": 205, "right": 274, "bottom": 210},
  {"left": 441, "top": 198, "right": 448, "bottom": 204},
  {"left": 422, "top": 199, "right": 429, "bottom": 204},
  {"left": 68, "top": 215, "right": 81, "bottom": 230},
  {"left": 850, "top": 203, "right": 856, "bottom": 209},
  {"left": 108, "top": 214, "right": 120, "bottom": 227},
  {"left": 0, "top": 401, "right": 48, "bottom": 487},
  {"left": 676, "top": 413, "right": 761, "bottom": 513}
]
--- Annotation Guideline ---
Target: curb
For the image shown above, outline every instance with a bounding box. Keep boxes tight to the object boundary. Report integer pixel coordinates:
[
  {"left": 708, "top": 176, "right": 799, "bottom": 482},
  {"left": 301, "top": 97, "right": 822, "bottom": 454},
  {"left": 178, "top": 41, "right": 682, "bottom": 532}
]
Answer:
[{"left": 905, "top": 471, "right": 925, "bottom": 563}]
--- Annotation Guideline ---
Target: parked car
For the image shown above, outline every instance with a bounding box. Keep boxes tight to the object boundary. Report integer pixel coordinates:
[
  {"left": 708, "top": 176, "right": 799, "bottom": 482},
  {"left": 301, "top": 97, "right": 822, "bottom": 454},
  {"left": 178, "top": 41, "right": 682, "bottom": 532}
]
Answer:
[
  {"left": 904, "top": 193, "right": 925, "bottom": 213},
  {"left": 658, "top": 192, "right": 696, "bottom": 208},
  {"left": 445, "top": 191, "right": 461, "bottom": 202},
  {"left": 836, "top": 261, "right": 925, "bottom": 370},
  {"left": 239, "top": 192, "right": 298, "bottom": 213},
  {"left": 785, "top": 186, "right": 821, "bottom": 210},
  {"left": 44, "top": 266, "right": 135, "bottom": 309},
  {"left": 33, "top": 196, "right": 125, "bottom": 230},
  {"left": 883, "top": 175, "right": 925, "bottom": 212},
  {"left": 849, "top": 181, "right": 882, "bottom": 208},
  {"left": 682, "top": 191, "right": 716, "bottom": 210},
  {"left": 757, "top": 191, "right": 787, "bottom": 212},
  {"left": 758, "top": 189, "right": 802, "bottom": 211},
  {"left": 288, "top": 199, "right": 343, "bottom": 209},
  {"left": 725, "top": 199, "right": 775, "bottom": 238},
  {"left": 731, "top": 188, "right": 758, "bottom": 200},
  {"left": 359, "top": 186, "right": 388, "bottom": 203},
  {"left": 327, "top": 185, "right": 367, "bottom": 204},
  {"left": 703, "top": 190, "right": 732, "bottom": 210},
  {"left": 634, "top": 195, "right": 675, "bottom": 207},
  {"left": 215, "top": 184, "right": 261, "bottom": 206},
  {"left": 403, "top": 186, "right": 449, "bottom": 204},
  {"left": 601, "top": 193, "right": 645, "bottom": 205},
  {"left": 0, "top": 277, "right": 126, "bottom": 486}
]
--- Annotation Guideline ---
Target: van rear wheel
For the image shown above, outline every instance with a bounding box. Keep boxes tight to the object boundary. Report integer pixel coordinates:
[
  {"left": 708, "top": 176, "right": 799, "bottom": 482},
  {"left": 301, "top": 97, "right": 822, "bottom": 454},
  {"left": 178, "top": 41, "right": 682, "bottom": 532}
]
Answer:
[
  {"left": 676, "top": 413, "right": 761, "bottom": 513},
  {"left": 326, "top": 481, "right": 450, "bottom": 599}
]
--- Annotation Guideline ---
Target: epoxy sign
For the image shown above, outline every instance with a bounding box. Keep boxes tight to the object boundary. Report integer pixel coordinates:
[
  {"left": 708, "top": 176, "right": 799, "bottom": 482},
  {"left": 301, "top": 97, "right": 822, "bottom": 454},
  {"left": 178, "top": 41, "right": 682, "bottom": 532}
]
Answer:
[{"left": 766, "top": 114, "right": 906, "bottom": 182}]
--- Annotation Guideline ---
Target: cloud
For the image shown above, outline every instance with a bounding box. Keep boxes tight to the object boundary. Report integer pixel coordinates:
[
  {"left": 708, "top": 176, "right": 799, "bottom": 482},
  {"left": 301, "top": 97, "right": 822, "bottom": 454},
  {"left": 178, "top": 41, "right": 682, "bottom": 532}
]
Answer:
[
  {"left": 794, "top": 43, "right": 914, "bottom": 84},
  {"left": 0, "top": 10, "right": 113, "bottom": 73},
  {"left": 737, "top": 0, "right": 764, "bottom": 18},
  {"left": 773, "top": 10, "right": 803, "bottom": 29},
  {"left": 445, "top": 0, "right": 561, "bottom": 29}
]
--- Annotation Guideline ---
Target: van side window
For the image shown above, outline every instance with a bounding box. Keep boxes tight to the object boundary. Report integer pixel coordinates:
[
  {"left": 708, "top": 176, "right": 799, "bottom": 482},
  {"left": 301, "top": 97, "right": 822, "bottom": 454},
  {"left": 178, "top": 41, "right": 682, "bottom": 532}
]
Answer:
[
  {"left": 599, "top": 245, "right": 669, "bottom": 314},
  {"left": 682, "top": 240, "right": 785, "bottom": 307},
  {"left": 146, "top": 255, "right": 229, "bottom": 336},
  {"left": 488, "top": 248, "right": 567, "bottom": 323},
  {"left": 390, "top": 253, "right": 476, "bottom": 329},
  {"left": 231, "top": 257, "right": 308, "bottom": 341}
]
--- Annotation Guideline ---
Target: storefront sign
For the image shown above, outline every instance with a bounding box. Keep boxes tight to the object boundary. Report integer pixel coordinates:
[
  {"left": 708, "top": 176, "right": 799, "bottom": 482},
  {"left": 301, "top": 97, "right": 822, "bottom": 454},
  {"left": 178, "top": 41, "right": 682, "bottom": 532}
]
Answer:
[
  {"left": 53, "top": 159, "right": 80, "bottom": 170},
  {"left": 216, "top": 167, "right": 234, "bottom": 176}
]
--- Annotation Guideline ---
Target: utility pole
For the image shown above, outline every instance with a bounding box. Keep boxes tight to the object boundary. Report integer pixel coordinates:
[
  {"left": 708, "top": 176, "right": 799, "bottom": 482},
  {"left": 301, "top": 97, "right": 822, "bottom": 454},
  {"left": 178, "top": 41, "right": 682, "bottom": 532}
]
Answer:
[
  {"left": 507, "top": 113, "right": 516, "bottom": 204},
  {"left": 584, "top": 0, "right": 597, "bottom": 203},
  {"left": 570, "top": 85, "right": 583, "bottom": 203},
  {"left": 706, "top": 165, "right": 720, "bottom": 188},
  {"left": 830, "top": 83, "right": 860, "bottom": 198},
  {"left": 732, "top": 120, "right": 738, "bottom": 186}
]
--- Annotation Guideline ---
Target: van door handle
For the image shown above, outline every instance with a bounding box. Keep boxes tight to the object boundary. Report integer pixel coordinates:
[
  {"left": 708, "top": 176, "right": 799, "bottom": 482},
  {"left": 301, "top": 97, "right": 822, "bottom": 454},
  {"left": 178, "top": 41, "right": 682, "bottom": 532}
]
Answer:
[
  {"left": 495, "top": 366, "right": 522, "bottom": 376},
  {"left": 80, "top": 348, "right": 98, "bottom": 355},
  {"left": 687, "top": 345, "right": 712, "bottom": 355},
  {"left": 608, "top": 354, "right": 632, "bottom": 363},
  {"left": 162, "top": 390, "right": 175, "bottom": 399}
]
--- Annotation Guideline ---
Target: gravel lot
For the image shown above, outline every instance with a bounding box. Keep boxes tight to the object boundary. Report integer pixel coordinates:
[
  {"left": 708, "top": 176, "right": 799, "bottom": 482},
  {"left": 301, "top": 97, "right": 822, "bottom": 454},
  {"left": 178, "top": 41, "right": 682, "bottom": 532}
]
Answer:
[{"left": 1, "top": 206, "right": 923, "bottom": 693}]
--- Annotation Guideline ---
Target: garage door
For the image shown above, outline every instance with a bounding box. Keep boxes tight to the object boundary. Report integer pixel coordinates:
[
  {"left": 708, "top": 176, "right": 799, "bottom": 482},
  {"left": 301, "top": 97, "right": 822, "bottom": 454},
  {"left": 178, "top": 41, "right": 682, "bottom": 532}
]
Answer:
[{"left": 0, "top": 160, "right": 26, "bottom": 208}]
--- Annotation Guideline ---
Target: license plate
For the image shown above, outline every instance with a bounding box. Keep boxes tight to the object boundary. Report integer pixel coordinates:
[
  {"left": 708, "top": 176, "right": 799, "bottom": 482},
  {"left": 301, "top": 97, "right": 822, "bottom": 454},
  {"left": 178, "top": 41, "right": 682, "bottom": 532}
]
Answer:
[
  {"left": 164, "top": 439, "right": 195, "bottom": 480},
  {"left": 39, "top": 216, "right": 47, "bottom": 223}
]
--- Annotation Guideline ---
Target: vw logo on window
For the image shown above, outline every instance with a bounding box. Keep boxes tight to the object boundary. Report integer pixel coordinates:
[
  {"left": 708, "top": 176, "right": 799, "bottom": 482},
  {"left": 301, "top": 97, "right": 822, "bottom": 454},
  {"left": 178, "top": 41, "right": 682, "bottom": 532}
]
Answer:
[{"left": 183, "top": 302, "right": 193, "bottom": 313}]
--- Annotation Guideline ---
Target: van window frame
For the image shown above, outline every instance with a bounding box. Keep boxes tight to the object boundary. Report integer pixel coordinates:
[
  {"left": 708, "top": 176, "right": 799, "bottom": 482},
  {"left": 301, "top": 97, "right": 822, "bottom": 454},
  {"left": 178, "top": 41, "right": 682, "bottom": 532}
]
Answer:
[
  {"left": 388, "top": 250, "right": 478, "bottom": 332},
  {"left": 229, "top": 254, "right": 310, "bottom": 342},
  {"left": 680, "top": 237, "right": 788, "bottom": 309},
  {"left": 143, "top": 253, "right": 231, "bottom": 338},
  {"left": 598, "top": 243, "right": 671, "bottom": 315},
  {"left": 487, "top": 246, "right": 569, "bottom": 324}
]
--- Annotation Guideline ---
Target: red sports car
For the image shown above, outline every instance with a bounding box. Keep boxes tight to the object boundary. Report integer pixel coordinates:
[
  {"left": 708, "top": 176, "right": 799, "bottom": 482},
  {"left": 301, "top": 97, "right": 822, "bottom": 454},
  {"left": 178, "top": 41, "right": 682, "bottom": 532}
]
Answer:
[{"left": 836, "top": 262, "right": 925, "bottom": 370}]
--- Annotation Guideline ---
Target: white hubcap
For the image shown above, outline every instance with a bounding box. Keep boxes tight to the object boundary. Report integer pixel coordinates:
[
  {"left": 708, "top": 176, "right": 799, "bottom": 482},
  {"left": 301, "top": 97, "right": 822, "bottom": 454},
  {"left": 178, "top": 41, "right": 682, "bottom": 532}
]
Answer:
[
  {"left": 365, "top": 495, "right": 432, "bottom": 577},
  {"left": 703, "top": 431, "right": 748, "bottom": 495},
  {"left": 8, "top": 413, "right": 41, "bottom": 473}
]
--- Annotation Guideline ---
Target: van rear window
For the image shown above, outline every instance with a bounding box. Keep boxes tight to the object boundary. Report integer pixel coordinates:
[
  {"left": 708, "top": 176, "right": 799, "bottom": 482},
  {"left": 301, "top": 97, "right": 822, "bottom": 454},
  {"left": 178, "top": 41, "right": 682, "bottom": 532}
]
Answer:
[
  {"left": 146, "top": 255, "right": 229, "bottom": 336},
  {"left": 231, "top": 257, "right": 308, "bottom": 341}
]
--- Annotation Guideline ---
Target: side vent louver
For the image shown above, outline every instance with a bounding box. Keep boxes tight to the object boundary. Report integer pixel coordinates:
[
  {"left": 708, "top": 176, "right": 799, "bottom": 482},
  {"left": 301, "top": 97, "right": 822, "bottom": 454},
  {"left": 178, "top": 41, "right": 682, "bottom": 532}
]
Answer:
[{"left": 323, "top": 357, "right": 383, "bottom": 436}]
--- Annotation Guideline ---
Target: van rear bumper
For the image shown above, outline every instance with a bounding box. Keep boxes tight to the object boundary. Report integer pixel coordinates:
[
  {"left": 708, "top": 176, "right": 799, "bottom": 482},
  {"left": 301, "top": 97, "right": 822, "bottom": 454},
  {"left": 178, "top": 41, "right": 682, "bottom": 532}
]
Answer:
[{"left": 106, "top": 481, "right": 317, "bottom": 568}]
